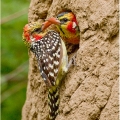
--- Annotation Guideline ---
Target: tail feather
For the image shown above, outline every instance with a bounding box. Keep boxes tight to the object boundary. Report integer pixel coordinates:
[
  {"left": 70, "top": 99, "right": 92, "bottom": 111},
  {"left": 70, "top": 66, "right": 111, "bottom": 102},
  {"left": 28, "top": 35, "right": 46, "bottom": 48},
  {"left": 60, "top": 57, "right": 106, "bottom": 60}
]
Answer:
[{"left": 48, "top": 86, "right": 59, "bottom": 120}]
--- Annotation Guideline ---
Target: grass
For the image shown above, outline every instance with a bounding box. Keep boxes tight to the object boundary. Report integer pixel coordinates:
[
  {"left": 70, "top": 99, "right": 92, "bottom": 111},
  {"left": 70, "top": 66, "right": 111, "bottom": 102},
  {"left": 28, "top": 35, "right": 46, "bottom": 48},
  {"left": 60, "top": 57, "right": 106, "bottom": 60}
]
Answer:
[
  {"left": 1, "top": 15, "right": 29, "bottom": 74},
  {"left": 1, "top": 0, "right": 29, "bottom": 18},
  {"left": 1, "top": 0, "right": 30, "bottom": 120}
]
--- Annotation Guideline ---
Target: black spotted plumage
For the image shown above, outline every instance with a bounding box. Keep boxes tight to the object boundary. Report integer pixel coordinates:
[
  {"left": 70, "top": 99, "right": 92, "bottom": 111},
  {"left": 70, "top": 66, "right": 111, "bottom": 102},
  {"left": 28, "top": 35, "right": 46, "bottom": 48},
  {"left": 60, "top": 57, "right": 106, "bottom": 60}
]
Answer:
[
  {"left": 30, "top": 31, "right": 61, "bottom": 87},
  {"left": 23, "top": 22, "right": 69, "bottom": 120}
]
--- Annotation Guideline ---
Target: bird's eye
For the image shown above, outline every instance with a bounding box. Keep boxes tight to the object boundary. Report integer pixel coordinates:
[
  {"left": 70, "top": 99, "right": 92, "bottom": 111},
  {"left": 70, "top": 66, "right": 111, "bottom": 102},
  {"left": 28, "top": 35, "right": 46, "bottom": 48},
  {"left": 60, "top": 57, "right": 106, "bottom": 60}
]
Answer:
[
  {"left": 34, "top": 28, "right": 41, "bottom": 33},
  {"left": 60, "top": 18, "right": 68, "bottom": 23},
  {"left": 63, "top": 18, "right": 68, "bottom": 22}
]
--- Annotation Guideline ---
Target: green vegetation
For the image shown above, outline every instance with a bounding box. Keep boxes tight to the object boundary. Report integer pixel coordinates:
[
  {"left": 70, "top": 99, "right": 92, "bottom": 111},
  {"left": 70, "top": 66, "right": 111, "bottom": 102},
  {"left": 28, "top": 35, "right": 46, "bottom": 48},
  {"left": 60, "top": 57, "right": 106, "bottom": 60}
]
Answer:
[{"left": 1, "top": 0, "right": 30, "bottom": 120}]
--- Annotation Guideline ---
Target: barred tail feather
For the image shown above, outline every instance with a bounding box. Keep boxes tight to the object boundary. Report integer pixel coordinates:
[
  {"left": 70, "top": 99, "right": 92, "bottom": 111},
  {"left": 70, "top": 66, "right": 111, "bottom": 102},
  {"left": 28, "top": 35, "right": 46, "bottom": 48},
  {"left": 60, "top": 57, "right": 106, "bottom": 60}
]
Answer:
[{"left": 48, "top": 86, "right": 59, "bottom": 120}]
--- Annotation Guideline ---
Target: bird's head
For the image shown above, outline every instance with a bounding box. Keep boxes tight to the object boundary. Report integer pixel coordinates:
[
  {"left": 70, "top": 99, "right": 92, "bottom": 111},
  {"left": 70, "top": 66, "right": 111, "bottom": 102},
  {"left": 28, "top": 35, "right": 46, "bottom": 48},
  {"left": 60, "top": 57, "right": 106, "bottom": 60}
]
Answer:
[
  {"left": 23, "top": 22, "right": 46, "bottom": 48},
  {"left": 42, "top": 12, "right": 80, "bottom": 44}
]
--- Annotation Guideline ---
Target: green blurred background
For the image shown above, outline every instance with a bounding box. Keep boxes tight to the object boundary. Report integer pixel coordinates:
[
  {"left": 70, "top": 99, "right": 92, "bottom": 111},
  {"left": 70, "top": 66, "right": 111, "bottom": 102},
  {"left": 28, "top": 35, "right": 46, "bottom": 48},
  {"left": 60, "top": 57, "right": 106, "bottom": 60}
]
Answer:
[{"left": 1, "top": 0, "right": 30, "bottom": 119}]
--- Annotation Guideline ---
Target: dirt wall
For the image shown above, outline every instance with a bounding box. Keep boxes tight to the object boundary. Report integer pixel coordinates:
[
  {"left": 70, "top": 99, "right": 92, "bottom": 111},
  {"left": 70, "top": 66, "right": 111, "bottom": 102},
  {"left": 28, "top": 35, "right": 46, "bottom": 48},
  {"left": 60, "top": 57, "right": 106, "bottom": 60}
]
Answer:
[{"left": 22, "top": 0, "right": 119, "bottom": 120}]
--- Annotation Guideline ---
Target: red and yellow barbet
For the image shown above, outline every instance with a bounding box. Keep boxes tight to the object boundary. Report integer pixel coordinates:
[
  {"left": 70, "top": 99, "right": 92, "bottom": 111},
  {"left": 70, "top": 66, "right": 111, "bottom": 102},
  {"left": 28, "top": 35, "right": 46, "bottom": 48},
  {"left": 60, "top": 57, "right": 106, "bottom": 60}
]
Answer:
[
  {"left": 23, "top": 22, "right": 71, "bottom": 120},
  {"left": 42, "top": 12, "right": 80, "bottom": 45}
]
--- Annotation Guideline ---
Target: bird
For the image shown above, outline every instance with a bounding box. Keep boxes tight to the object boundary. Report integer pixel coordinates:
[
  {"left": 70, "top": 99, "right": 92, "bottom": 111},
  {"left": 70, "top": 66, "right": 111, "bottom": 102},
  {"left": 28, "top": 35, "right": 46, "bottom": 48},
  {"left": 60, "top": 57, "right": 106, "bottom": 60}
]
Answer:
[
  {"left": 23, "top": 21, "right": 74, "bottom": 120},
  {"left": 42, "top": 11, "right": 80, "bottom": 45}
]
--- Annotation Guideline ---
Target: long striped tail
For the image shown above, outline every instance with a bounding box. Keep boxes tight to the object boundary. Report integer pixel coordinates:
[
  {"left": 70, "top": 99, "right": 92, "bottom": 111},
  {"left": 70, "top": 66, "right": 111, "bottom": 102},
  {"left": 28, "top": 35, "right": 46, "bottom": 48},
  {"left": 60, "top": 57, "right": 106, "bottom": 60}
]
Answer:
[{"left": 48, "top": 86, "right": 59, "bottom": 120}]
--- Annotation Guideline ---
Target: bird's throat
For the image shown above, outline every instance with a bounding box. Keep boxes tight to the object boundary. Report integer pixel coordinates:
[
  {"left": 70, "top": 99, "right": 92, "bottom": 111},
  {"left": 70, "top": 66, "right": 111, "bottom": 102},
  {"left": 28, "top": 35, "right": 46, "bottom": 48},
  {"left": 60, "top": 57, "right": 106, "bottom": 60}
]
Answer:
[{"left": 62, "top": 34, "right": 80, "bottom": 44}]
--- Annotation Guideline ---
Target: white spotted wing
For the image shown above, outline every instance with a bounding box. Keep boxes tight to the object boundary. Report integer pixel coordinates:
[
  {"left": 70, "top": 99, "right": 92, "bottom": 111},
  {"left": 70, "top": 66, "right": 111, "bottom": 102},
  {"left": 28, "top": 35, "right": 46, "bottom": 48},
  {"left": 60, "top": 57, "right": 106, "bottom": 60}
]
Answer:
[{"left": 30, "top": 31, "right": 61, "bottom": 87}]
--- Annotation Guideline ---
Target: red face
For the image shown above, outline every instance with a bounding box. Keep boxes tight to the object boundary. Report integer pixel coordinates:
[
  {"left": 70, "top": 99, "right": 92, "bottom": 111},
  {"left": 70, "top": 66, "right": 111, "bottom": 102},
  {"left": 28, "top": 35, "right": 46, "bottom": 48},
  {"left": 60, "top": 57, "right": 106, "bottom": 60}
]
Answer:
[
  {"left": 23, "top": 24, "right": 31, "bottom": 42},
  {"left": 42, "top": 12, "right": 79, "bottom": 34},
  {"left": 23, "top": 24, "right": 43, "bottom": 43},
  {"left": 66, "top": 13, "right": 78, "bottom": 33},
  {"left": 32, "top": 34, "right": 43, "bottom": 41}
]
